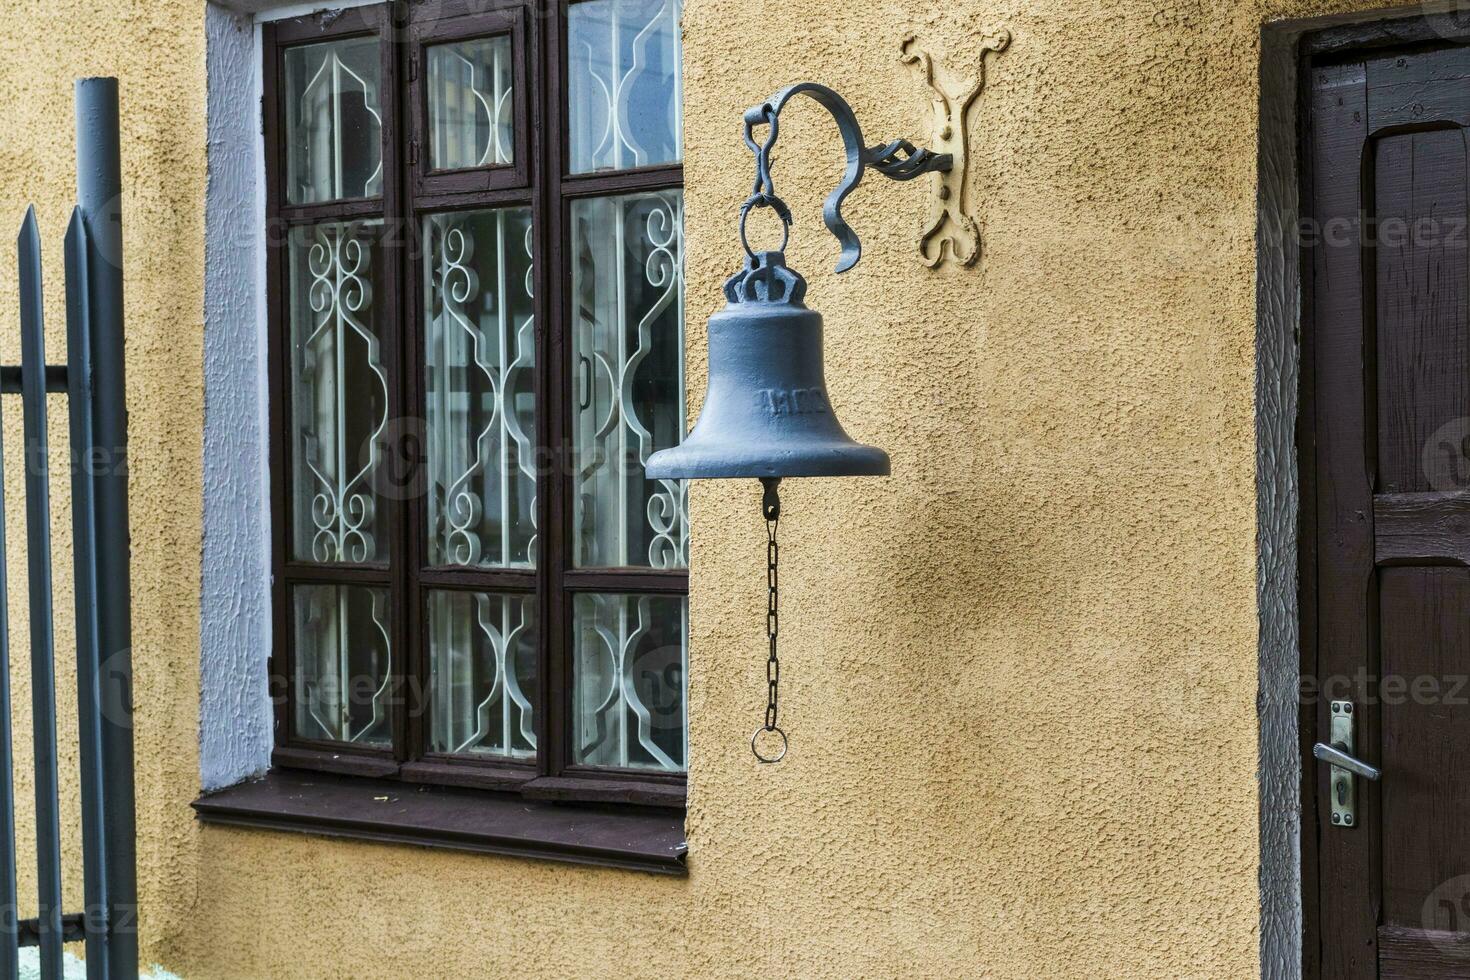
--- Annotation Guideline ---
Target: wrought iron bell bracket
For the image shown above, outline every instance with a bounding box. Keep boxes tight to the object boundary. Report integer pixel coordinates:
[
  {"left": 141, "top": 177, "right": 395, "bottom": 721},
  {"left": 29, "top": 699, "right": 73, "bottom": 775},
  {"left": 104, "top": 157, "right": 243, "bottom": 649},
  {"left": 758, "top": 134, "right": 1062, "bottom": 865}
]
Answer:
[{"left": 739, "top": 82, "right": 954, "bottom": 274}]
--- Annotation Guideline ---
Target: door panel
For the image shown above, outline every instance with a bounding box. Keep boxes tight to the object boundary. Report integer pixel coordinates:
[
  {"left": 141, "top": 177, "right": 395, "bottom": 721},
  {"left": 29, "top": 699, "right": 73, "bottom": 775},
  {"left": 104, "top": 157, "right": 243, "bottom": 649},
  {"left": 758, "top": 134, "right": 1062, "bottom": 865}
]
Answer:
[
  {"left": 1309, "top": 44, "right": 1470, "bottom": 979},
  {"left": 1374, "top": 129, "right": 1470, "bottom": 495},
  {"left": 1380, "top": 567, "right": 1470, "bottom": 926}
]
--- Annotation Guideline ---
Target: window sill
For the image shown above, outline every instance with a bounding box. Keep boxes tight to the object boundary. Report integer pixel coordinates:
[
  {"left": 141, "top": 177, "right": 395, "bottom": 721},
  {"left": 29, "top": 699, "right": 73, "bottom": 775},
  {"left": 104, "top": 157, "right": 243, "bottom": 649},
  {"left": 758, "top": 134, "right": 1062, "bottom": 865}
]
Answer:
[{"left": 191, "top": 769, "right": 687, "bottom": 875}]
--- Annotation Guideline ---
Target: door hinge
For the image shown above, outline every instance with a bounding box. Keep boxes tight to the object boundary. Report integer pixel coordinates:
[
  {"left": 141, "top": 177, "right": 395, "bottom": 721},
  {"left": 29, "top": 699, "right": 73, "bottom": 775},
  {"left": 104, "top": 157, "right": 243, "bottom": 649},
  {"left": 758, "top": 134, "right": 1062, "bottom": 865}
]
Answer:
[
  {"left": 408, "top": 52, "right": 418, "bottom": 83},
  {"left": 409, "top": 140, "right": 419, "bottom": 167},
  {"left": 259, "top": 94, "right": 265, "bottom": 137}
]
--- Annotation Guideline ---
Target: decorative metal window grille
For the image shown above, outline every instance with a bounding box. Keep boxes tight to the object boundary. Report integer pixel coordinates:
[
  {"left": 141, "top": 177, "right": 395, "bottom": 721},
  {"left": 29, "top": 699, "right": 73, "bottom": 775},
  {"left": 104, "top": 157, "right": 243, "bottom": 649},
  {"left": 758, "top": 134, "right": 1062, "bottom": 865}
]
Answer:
[
  {"left": 422, "top": 207, "right": 537, "bottom": 570},
  {"left": 265, "top": 0, "right": 688, "bottom": 805},
  {"left": 289, "top": 221, "right": 389, "bottom": 565}
]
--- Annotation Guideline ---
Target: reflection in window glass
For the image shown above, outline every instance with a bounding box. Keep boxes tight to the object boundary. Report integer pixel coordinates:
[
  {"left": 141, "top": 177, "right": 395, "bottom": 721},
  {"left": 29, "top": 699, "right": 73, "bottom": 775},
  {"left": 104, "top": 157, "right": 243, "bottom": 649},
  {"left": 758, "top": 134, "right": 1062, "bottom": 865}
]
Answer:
[
  {"left": 572, "top": 593, "right": 687, "bottom": 771},
  {"left": 288, "top": 221, "right": 389, "bottom": 564},
  {"left": 428, "top": 590, "right": 537, "bottom": 759},
  {"left": 570, "top": 191, "right": 686, "bottom": 569},
  {"left": 568, "top": 0, "right": 682, "bottom": 174},
  {"left": 284, "top": 37, "right": 384, "bottom": 204},
  {"left": 424, "top": 208, "right": 537, "bottom": 568},
  {"left": 293, "top": 584, "right": 392, "bottom": 746},
  {"left": 427, "top": 36, "right": 515, "bottom": 171}
]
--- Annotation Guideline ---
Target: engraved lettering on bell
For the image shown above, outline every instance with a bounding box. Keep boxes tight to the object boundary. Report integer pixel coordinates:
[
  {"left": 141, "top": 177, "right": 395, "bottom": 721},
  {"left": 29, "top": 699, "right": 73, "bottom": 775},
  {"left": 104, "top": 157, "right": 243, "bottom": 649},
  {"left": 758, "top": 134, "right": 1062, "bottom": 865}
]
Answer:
[{"left": 756, "top": 388, "right": 830, "bottom": 416}]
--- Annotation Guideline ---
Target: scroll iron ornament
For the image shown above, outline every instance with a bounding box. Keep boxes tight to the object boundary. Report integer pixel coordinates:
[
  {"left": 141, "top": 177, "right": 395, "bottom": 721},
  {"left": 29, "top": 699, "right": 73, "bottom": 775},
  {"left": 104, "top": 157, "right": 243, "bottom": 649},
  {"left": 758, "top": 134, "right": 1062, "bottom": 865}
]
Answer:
[
  {"left": 649, "top": 84, "right": 955, "bottom": 763},
  {"left": 735, "top": 81, "right": 954, "bottom": 277},
  {"left": 900, "top": 30, "right": 1011, "bottom": 268}
]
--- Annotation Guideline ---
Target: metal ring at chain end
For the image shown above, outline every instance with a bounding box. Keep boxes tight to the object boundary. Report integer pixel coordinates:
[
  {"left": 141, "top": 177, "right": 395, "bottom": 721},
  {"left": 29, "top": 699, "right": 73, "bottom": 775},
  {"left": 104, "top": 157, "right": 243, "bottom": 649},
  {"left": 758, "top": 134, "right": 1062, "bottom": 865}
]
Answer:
[
  {"left": 751, "top": 725, "right": 788, "bottom": 764},
  {"left": 738, "top": 197, "right": 792, "bottom": 259}
]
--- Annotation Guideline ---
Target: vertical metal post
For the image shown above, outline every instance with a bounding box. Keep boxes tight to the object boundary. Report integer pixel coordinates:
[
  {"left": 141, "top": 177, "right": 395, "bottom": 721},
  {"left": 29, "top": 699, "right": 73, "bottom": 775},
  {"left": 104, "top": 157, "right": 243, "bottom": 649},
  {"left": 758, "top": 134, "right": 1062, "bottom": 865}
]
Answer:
[
  {"left": 65, "top": 207, "right": 108, "bottom": 980},
  {"left": 75, "top": 77, "right": 137, "bottom": 980},
  {"left": 18, "top": 207, "right": 63, "bottom": 980}
]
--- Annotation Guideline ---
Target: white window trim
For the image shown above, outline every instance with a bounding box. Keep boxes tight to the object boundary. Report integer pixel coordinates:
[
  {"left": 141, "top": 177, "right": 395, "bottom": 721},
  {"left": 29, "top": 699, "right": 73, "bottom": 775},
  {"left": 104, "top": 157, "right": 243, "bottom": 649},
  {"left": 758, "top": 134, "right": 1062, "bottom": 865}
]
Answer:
[{"left": 199, "top": 0, "right": 379, "bottom": 790}]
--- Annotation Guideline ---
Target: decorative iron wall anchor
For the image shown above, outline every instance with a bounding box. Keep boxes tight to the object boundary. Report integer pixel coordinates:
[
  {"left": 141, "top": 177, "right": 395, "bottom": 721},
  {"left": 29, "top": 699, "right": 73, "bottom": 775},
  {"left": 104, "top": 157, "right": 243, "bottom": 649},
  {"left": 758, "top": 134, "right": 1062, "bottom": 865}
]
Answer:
[
  {"left": 646, "top": 83, "right": 950, "bottom": 763},
  {"left": 900, "top": 31, "right": 1010, "bottom": 267}
]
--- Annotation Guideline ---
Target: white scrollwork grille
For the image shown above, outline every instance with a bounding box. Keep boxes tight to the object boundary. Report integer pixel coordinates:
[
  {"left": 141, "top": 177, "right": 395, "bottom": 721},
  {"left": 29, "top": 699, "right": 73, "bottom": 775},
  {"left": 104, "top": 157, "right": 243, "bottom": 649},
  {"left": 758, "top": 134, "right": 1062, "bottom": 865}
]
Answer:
[
  {"left": 290, "top": 222, "right": 388, "bottom": 564},
  {"left": 294, "top": 584, "right": 392, "bottom": 746},
  {"left": 571, "top": 190, "right": 687, "bottom": 569},
  {"left": 568, "top": 0, "right": 683, "bottom": 174},
  {"left": 285, "top": 37, "right": 384, "bottom": 205},
  {"left": 424, "top": 208, "right": 537, "bottom": 568},
  {"left": 428, "top": 591, "right": 537, "bottom": 758},
  {"left": 427, "top": 37, "right": 515, "bottom": 170},
  {"left": 573, "top": 593, "right": 687, "bottom": 770}
]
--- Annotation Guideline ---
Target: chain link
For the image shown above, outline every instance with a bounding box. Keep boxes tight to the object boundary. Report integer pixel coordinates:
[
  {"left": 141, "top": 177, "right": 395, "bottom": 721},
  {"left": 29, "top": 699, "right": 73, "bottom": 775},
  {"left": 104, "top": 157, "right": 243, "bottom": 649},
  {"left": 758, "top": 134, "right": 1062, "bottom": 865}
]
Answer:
[
  {"left": 765, "top": 500, "right": 780, "bottom": 732},
  {"left": 753, "top": 479, "right": 787, "bottom": 763}
]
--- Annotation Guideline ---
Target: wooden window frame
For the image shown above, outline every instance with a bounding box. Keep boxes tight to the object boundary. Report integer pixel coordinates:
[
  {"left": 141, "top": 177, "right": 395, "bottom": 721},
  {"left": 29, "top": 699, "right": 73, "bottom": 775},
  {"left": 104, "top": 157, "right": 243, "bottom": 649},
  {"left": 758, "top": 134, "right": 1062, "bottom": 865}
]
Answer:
[{"left": 262, "top": 0, "right": 687, "bottom": 810}]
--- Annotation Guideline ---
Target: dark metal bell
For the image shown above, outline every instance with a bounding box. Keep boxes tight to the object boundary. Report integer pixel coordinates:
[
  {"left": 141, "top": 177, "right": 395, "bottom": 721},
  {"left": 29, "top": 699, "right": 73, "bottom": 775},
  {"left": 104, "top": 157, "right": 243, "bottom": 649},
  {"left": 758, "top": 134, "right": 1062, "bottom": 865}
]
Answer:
[{"left": 646, "top": 251, "right": 890, "bottom": 480}]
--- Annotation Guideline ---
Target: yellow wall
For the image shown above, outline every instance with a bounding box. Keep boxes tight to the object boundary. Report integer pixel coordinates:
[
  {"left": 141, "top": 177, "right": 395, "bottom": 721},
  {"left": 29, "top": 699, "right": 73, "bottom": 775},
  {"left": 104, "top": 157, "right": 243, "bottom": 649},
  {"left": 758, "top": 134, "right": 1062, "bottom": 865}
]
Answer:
[
  {"left": 0, "top": 0, "right": 1415, "bottom": 977},
  {"left": 0, "top": 0, "right": 207, "bottom": 965}
]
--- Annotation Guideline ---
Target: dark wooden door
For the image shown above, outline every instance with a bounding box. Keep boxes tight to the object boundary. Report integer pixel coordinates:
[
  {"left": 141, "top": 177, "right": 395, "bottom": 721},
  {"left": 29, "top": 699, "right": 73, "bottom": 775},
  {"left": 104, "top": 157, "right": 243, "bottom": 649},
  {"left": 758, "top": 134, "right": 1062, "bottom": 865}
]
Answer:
[{"left": 1307, "top": 43, "right": 1470, "bottom": 979}]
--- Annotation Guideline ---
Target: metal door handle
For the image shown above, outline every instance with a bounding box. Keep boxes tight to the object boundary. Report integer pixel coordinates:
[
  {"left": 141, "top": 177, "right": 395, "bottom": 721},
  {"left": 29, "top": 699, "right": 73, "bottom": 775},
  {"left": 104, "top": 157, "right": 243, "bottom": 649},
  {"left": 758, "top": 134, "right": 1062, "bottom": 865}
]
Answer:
[
  {"left": 1313, "top": 741, "right": 1380, "bottom": 781},
  {"left": 1318, "top": 700, "right": 1373, "bottom": 829}
]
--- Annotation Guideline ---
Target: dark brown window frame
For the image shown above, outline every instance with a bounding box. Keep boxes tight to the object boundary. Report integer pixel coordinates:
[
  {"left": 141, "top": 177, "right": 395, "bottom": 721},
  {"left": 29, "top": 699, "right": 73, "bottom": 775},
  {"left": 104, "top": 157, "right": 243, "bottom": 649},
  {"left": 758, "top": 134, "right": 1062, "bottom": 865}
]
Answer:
[{"left": 260, "top": 0, "right": 688, "bottom": 810}]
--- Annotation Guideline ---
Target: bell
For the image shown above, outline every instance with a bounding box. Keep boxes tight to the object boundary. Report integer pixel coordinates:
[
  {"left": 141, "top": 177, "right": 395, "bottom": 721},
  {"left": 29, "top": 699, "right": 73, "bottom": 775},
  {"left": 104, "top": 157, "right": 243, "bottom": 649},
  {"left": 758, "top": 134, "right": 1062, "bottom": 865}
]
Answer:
[{"left": 646, "top": 251, "right": 890, "bottom": 481}]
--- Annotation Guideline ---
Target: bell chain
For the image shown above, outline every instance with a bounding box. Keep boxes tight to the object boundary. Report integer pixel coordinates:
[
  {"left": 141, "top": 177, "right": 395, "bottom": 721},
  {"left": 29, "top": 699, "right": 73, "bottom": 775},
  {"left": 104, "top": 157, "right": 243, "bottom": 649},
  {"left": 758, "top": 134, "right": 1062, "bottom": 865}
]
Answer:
[{"left": 753, "top": 478, "right": 788, "bottom": 763}]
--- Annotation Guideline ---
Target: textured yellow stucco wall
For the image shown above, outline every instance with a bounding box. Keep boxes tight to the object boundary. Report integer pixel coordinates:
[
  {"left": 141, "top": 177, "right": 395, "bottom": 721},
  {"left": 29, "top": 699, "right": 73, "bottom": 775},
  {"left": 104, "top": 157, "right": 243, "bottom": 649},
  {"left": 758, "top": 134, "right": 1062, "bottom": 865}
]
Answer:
[{"left": 0, "top": 0, "right": 1419, "bottom": 977}]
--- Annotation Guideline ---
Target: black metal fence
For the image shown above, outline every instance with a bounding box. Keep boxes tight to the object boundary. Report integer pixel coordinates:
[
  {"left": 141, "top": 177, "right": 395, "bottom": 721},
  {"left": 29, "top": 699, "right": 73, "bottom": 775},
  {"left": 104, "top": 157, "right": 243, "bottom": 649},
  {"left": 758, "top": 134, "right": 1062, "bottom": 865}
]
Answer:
[{"left": 0, "top": 77, "right": 136, "bottom": 980}]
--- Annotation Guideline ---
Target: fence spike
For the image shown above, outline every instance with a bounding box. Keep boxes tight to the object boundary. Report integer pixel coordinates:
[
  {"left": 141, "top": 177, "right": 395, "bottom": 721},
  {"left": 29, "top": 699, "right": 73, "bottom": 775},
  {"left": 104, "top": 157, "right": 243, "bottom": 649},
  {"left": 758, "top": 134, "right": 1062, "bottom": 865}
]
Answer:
[
  {"left": 0, "top": 220, "right": 20, "bottom": 980},
  {"left": 66, "top": 206, "right": 109, "bottom": 980},
  {"left": 18, "top": 205, "right": 63, "bottom": 980}
]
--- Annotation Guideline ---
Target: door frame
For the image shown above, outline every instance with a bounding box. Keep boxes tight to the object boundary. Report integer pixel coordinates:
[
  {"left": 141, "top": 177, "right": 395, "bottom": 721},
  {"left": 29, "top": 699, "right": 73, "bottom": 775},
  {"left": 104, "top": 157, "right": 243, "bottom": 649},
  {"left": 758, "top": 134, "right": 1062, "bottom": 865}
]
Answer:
[{"left": 1260, "top": 7, "right": 1470, "bottom": 978}]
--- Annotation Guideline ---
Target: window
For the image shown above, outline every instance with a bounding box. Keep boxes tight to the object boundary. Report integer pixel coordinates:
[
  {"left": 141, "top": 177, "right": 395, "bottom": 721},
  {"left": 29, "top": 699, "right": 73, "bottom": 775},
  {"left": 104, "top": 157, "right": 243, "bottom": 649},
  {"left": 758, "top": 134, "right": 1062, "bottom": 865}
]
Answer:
[{"left": 263, "top": 0, "right": 688, "bottom": 807}]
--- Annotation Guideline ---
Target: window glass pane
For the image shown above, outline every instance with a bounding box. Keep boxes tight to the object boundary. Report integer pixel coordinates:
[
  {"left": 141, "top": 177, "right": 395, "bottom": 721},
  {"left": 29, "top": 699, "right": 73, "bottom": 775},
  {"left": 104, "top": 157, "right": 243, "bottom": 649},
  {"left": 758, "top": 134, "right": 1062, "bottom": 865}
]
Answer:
[
  {"left": 570, "top": 191, "right": 686, "bottom": 569},
  {"left": 293, "top": 583, "right": 392, "bottom": 746},
  {"left": 284, "top": 37, "right": 384, "bottom": 204},
  {"left": 427, "top": 590, "right": 537, "bottom": 759},
  {"left": 567, "top": 0, "right": 682, "bottom": 174},
  {"left": 424, "top": 208, "right": 537, "bottom": 568},
  {"left": 289, "top": 220, "right": 390, "bottom": 564},
  {"left": 572, "top": 593, "right": 686, "bottom": 771},
  {"left": 427, "top": 36, "right": 515, "bottom": 171}
]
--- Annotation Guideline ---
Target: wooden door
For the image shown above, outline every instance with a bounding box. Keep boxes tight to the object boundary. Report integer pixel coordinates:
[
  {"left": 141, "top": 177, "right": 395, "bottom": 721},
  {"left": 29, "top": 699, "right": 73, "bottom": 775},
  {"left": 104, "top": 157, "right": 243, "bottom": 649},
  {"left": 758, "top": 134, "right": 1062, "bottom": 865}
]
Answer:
[{"left": 1307, "top": 41, "right": 1470, "bottom": 979}]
